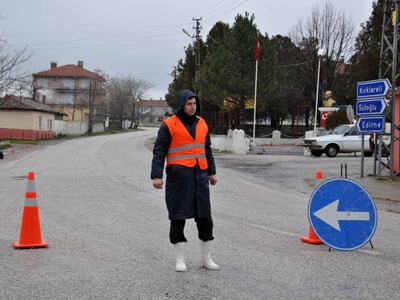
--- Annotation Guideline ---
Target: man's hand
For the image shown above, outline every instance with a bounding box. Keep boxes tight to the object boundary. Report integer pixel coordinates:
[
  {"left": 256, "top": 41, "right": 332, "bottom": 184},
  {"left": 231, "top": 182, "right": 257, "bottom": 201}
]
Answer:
[
  {"left": 153, "top": 178, "right": 163, "bottom": 189},
  {"left": 208, "top": 174, "right": 218, "bottom": 186}
]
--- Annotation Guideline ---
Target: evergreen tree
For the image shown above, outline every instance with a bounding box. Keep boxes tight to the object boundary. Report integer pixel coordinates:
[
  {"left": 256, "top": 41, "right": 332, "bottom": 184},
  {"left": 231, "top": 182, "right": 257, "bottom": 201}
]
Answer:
[
  {"left": 267, "top": 35, "right": 303, "bottom": 130},
  {"left": 344, "top": 0, "right": 385, "bottom": 102},
  {"left": 165, "top": 44, "right": 197, "bottom": 109},
  {"left": 201, "top": 13, "right": 268, "bottom": 129}
]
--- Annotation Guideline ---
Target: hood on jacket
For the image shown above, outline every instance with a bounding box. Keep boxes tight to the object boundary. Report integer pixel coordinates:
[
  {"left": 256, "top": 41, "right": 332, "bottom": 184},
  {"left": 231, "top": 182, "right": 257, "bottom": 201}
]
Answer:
[{"left": 174, "top": 89, "right": 200, "bottom": 115}]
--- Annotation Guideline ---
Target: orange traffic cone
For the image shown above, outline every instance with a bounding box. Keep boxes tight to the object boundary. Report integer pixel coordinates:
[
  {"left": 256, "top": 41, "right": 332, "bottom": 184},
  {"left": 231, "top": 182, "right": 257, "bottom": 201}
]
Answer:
[
  {"left": 301, "top": 226, "right": 324, "bottom": 244},
  {"left": 13, "top": 171, "right": 48, "bottom": 249},
  {"left": 300, "top": 171, "right": 324, "bottom": 245},
  {"left": 26, "top": 170, "right": 36, "bottom": 193}
]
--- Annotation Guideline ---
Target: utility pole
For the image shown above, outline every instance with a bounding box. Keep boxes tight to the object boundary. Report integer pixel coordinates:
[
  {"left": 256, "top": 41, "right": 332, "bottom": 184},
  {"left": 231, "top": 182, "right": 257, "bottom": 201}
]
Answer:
[
  {"left": 183, "top": 18, "right": 202, "bottom": 98},
  {"left": 89, "top": 82, "right": 94, "bottom": 135},
  {"left": 193, "top": 17, "right": 202, "bottom": 98}
]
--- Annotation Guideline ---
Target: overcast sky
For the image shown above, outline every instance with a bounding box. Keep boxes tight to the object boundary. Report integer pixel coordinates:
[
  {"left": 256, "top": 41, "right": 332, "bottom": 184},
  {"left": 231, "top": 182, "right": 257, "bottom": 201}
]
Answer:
[{"left": 2, "top": 0, "right": 374, "bottom": 100}]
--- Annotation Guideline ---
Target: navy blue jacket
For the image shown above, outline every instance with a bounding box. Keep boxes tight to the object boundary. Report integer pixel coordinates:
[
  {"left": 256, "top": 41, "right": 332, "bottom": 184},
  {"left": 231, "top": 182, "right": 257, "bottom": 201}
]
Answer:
[{"left": 151, "top": 90, "right": 216, "bottom": 220}]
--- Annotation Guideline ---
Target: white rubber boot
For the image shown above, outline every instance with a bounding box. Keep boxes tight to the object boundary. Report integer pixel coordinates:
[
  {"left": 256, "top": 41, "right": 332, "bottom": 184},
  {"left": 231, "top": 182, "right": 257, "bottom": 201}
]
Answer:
[
  {"left": 201, "top": 241, "right": 220, "bottom": 270},
  {"left": 174, "top": 243, "right": 187, "bottom": 272}
]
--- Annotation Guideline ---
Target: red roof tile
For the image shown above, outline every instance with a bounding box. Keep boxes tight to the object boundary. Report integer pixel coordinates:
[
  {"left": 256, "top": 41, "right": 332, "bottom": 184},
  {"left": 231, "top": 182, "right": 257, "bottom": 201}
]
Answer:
[
  {"left": 0, "top": 95, "right": 66, "bottom": 115},
  {"left": 33, "top": 64, "right": 103, "bottom": 79},
  {"left": 137, "top": 100, "right": 169, "bottom": 107}
]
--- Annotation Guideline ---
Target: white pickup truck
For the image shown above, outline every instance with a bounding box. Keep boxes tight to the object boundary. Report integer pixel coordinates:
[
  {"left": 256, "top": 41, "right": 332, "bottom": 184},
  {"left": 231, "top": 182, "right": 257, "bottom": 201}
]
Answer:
[{"left": 302, "top": 124, "right": 374, "bottom": 157}]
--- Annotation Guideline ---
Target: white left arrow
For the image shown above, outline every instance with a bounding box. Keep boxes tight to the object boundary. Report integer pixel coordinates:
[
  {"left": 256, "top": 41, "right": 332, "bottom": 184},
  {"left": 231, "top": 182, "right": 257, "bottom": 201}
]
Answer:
[{"left": 313, "top": 199, "right": 370, "bottom": 232}]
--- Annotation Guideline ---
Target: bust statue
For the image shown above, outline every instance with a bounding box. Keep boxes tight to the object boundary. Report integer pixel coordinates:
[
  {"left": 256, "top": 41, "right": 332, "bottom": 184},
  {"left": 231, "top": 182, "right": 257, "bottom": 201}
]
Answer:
[{"left": 323, "top": 90, "right": 336, "bottom": 107}]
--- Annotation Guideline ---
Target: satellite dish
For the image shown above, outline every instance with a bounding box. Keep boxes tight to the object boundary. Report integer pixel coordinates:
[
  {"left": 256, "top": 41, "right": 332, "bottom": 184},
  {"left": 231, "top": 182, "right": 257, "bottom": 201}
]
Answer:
[{"left": 346, "top": 105, "right": 354, "bottom": 124}]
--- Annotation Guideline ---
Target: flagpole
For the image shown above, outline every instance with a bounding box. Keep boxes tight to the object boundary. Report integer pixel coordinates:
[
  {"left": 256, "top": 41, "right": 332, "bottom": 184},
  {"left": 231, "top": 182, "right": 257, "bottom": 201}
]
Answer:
[
  {"left": 253, "top": 35, "right": 260, "bottom": 144},
  {"left": 253, "top": 59, "right": 258, "bottom": 143}
]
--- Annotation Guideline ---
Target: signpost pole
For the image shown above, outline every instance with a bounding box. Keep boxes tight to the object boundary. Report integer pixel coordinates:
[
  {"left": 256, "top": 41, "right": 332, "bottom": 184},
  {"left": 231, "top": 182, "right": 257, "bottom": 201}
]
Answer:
[
  {"left": 356, "top": 79, "right": 391, "bottom": 178},
  {"left": 361, "top": 136, "right": 365, "bottom": 177},
  {"left": 378, "top": 134, "right": 383, "bottom": 178}
]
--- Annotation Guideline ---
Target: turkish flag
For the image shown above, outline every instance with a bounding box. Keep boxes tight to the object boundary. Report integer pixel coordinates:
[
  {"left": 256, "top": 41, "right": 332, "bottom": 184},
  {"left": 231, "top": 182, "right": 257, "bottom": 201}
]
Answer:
[{"left": 255, "top": 36, "right": 261, "bottom": 61}]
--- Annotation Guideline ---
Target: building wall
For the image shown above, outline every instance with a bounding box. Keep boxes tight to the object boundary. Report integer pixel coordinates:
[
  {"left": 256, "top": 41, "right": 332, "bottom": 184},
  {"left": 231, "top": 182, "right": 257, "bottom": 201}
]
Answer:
[
  {"left": 137, "top": 105, "right": 172, "bottom": 124},
  {"left": 34, "top": 86, "right": 90, "bottom": 107},
  {"left": 34, "top": 77, "right": 91, "bottom": 104},
  {"left": 61, "top": 106, "right": 90, "bottom": 122},
  {"left": 33, "top": 74, "right": 98, "bottom": 121},
  {"left": 0, "top": 110, "right": 56, "bottom": 140},
  {"left": 54, "top": 120, "right": 104, "bottom": 135},
  {"left": 34, "top": 76, "right": 90, "bottom": 91},
  {"left": 0, "top": 110, "right": 55, "bottom": 130}
]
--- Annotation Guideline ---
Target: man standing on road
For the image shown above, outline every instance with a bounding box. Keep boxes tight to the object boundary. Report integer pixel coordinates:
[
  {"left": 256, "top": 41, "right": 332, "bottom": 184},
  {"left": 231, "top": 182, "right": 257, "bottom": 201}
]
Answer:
[{"left": 151, "top": 89, "right": 219, "bottom": 272}]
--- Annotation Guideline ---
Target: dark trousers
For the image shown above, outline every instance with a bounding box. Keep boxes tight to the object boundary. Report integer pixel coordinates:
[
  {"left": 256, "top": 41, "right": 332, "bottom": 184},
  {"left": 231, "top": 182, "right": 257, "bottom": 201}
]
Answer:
[{"left": 169, "top": 217, "right": 214, "bottom": 244}]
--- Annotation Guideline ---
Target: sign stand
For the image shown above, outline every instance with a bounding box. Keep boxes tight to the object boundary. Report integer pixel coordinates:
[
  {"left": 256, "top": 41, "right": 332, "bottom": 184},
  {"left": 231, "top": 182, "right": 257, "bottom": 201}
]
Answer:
[
  {"left": 328, "top": 241, "right": 374, "bottom": 252},
  {"left": 325, "top": 163, "right": 374, "bottom": 251},
  {"left": 308, "top": 167, "right": 378, "bottom": 251}
]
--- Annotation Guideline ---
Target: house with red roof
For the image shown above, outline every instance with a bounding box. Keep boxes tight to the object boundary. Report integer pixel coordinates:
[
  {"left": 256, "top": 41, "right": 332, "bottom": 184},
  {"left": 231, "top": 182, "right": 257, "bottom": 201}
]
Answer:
[
  {"left": 0, "top": 95, "right": 65, "bottom": 140},
  {"left": 32, "top": 61, "right": 106, "bottom": 123},
  {"left": 136, "top": 99, "right": 172, "bottom": 125}
]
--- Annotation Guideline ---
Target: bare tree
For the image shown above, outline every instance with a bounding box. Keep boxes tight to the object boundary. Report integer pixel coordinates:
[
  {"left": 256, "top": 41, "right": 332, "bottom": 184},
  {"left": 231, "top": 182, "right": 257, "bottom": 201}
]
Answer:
[
  {"left": 88, "top": 75, "right": 106, "bottom": 134},
  {"left": 107, "top": 76, "right": 130, "bottom": 130},
  {"left": 0, "top": 14, "right": 31, "bottom": 95},
  {"left": 107, "top": 74, "right": 153, "bottom": 130},
  {"left": 290, "top": 0, "right": 355, "bottom": 108}
]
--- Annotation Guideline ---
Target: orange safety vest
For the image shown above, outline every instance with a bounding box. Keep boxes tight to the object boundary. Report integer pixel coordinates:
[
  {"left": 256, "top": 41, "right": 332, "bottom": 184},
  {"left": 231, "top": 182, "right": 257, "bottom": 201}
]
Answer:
[{"left": 163, "top": 115, "right": 209, "bottom": 170}]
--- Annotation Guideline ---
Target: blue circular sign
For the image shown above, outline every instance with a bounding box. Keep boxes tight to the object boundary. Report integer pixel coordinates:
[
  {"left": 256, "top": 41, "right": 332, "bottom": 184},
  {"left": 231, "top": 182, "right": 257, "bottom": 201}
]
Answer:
[{"left": 308, "top": 178, "right": 378, "bottom": 251}]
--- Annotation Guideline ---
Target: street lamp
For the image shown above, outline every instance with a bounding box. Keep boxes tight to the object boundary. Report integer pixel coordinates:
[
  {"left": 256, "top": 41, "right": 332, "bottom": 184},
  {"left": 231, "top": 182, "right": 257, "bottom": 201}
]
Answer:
[{"left": 314, "top": 48, "right": 325, "bottom": 137}]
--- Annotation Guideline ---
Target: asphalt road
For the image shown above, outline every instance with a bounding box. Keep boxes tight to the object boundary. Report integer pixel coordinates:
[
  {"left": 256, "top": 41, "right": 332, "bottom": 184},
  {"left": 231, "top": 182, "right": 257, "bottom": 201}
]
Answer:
[{"left": 0, "top": 128, "right": 399, "bottom": 299}]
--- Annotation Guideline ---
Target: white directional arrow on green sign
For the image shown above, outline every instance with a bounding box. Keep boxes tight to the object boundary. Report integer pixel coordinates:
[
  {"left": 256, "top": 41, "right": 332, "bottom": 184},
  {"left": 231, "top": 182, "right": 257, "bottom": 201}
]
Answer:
[{"left": 313, "top": 199, "right": 370, "bottom": 232}]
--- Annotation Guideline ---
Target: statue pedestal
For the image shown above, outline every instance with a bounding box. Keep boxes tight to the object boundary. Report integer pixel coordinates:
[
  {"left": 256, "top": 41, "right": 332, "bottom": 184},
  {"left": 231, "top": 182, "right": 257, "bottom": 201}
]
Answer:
[{"left": 318, "top": 107, "right": 339, "bottom": 128}]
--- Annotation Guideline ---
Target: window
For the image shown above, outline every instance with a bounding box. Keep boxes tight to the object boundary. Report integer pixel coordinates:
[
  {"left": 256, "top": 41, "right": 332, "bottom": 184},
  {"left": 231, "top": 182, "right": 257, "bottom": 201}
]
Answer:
[
  {"left": 62, "top": 78, "right": 75, "bottom": 88},
  {"left": 79, "top": 79, "right": 89, "bottom": 88},
  {"left": 39, "top": 116, "right": 42, "bottom": 129},
  {"left": 47, "top": 119, "right": 52, "bottom": 130},
  {"left": 80, "top": 94, "right": 89, "bottom": 101},
  {"left": 61, "top": 94, "right": 74, "bottom": 104},
  {"left": 37, "top": 78, "right": 48, "bottom": 88},
  {"left": 348, "top": 127, "right": 359, "bottom": 135}
]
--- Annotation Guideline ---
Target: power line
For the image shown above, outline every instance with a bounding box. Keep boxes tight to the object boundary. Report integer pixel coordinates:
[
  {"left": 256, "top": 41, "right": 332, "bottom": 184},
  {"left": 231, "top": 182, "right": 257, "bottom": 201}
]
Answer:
[
  {"left": 201, "top": 0, "right": 248, "bottom": 28},
  {"left": 7, "top": 1, "right": 249, "bottom": 53},
  {"left": 277, "top": 59, "right": 319, "bottom": 67}
]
